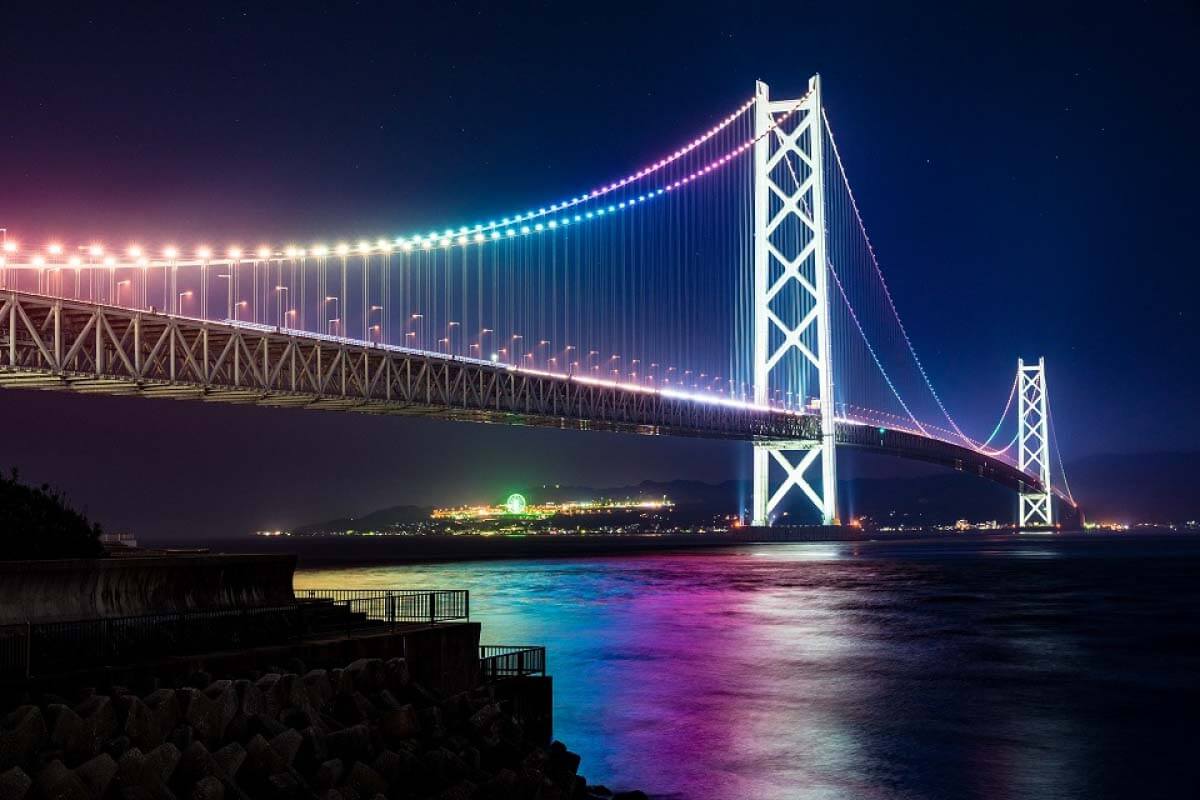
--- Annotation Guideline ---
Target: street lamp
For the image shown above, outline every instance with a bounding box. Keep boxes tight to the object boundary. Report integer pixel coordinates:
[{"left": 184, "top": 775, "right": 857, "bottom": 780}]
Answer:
[
  {"left": 116, "top": 279, "right": 131, "bottom": 307},
  {"left": 325, "top": 297, "right": 339, "bottom": 335},
  {"left": 370, "top": 305, "right": 384, "bottom": 344},
  {"left": 235, "top": 301, "right": 248, "bottom": 322},
  {"left": 274, "top": 286, "right": 288, "bottom": 327},
  {"left": 177, "top": 290, "right": 192, "bottom": 314},
  {"left": 216, "top": 273, "right": 233, "bottom": 320}
]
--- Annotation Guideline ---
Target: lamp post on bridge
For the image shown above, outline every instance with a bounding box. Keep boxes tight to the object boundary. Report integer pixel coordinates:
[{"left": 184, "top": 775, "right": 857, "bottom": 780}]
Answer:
[
  {"left": 325, "top": 297, "right": 339, "bottom": 336},
  {"left": 274, "top": 286, "right": 288, "bottom": 328},
  {"left": 370, "top": 306, "right": 384, "bottom": 344}
]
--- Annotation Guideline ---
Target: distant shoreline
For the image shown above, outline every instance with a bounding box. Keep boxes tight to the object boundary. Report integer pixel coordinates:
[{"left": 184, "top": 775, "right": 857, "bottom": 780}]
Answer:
[{"left": 134, "top": 529, "right": 1196, "bottom": 569}]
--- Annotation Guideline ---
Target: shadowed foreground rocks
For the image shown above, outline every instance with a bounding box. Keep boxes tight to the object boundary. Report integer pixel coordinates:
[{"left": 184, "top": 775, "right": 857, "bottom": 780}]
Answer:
[{"left": 0, "top": 656, "right": 640, "bottom": 800}]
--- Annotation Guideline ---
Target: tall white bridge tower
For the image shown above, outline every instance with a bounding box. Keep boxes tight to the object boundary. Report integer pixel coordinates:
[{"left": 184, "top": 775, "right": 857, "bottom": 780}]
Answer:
[
  {"left": 752, "top": 75, "right": 838, "bottom": 526},
  {"left": 1018, "top": 357, "right": 1054, "bottom": 528}
]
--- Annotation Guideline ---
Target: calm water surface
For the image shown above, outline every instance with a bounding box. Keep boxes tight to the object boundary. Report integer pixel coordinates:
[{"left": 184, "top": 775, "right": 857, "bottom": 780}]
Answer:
[{"left": 295, "top": 537, "right": 1199, "bottom": 799}]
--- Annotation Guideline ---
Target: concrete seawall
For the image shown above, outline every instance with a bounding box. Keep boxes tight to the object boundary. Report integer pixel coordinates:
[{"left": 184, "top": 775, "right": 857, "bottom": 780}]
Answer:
[{"left": 0, "top": 554, "right": 296, "bottom": 623}]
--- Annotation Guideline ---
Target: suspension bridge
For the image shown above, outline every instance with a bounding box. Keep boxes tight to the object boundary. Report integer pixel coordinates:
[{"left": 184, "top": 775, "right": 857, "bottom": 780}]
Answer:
[{"left": 0, "top": 75, "right": 1075, "bottom": 528}]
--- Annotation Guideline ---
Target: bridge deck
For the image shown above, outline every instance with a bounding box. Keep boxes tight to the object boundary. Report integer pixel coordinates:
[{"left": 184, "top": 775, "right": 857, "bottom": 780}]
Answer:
[{"left": 0, "top": 290, "right": 1039, "bottom": 493}]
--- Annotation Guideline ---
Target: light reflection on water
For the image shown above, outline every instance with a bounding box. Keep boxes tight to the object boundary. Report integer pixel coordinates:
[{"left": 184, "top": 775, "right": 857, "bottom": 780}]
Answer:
[{"left": 296, "top": 539, "right": 1200, "bottom": 799}]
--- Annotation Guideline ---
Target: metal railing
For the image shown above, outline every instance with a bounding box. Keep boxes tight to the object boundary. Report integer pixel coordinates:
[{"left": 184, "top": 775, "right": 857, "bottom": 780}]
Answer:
[
  {"left": 296, "top": 588, "right": 469, "bottom": 626},
  {"left": 0, "top": 624, "right": 30, "bottom": 680},
  {"left": 479, "top": 645, "right": 546, "bottom": 680}
]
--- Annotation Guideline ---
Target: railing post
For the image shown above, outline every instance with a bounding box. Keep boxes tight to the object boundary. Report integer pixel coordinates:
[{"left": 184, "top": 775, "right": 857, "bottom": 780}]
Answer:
[
  {"left": 387, "top": 592, "right": 396, "bottom": 634},
  {"left": 24, "top": 621, "right": 32, "bottom": 680},
  {"left": 428, "top": 591, "right": 436, "bottom": 625}
]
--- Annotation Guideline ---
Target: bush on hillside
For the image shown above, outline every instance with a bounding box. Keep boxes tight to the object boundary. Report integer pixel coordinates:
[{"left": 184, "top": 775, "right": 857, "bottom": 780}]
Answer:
[{"left": 0, "top": 469, "right": 105, "bottom": 559}]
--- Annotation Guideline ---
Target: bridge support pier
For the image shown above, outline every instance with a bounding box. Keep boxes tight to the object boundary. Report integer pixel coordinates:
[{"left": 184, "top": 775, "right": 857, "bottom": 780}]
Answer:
[{"left": 751, "top": 76, "right": 838, "bottom": 526}]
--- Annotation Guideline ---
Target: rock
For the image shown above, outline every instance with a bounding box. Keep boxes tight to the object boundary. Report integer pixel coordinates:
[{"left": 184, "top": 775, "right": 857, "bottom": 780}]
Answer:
[
  {"left": 144, "top": 690, "right": 181, "bottom": 742},
  {"left": 384, "top": 662, "right": 412, "bottom": 690},
  {"left": 278, "top": 708, "right": 314, "bottom": 732},
  {"left": 173, "top": 743, "right": 212, "bottom": 788},
  {"left": 296, "top": 727, "right": 328, "bottom": 772},
  {"left": 202, "top": 681, "right": 231, "bottom": 699},
  {"left": 189, "top": 776, "right": 223, "bottom": 800},
  {"left": 74, "top": 696, "right": 116, "bottom": 753},
  {"left": 330, "top": 670, "right": 353, "bottom": 697},
  {"left": 324, "top": 724, "right": 372, "bottom": 762},
  {"left": 586, "top": 785, "right": 613, "bottom": 798},
  {"left": 418, "top": 706, "right": 446, "bottom": 739},
  {"left": 344, "top": 763, "right": 387, "bottom": 799},
  {"left": 263, "top": 674, "right": 307, "bottom": 721},
  {"left": 209, "top": 743, "right": 245, "bottom": 780},
  {"left": 301, "top": 671, "right": 332, "bottom": 709},
  {"left": 177, "top": 689, "right": 220, "bottom": 743},
  {"left": 243, "top": 735, "right": 285, "bottom": 780},
  {"left": 253, "top": 675, "right": 281, "bottom": 704},
  {"left": 612, "top": 792, "right": 649, "bottom": 800},
  {"left": 233, "top": 681, "right": 264, "bottom": 718},
  {"left": 141, "top": 744, "right": 180, "bottom": 787},
  {"left": 114, "top": 748, "right": 146, "bottom": 791},
  {"left": 439, "top": 779, "right": 476, "bottom": 800},
  {"left": 124, "top": 698, "right": 164, "bottom": 752},
  {"left": 268, "top": 729, "right": 302, "bottom": 766},
  {"left": 73, "top": 754, "right": 117, "bottom": 800},
  {"left": 548, "top": 741, "right": 581, "bottom": 778},
  {"left": 345, "top": 659, "right": 385, "bottom": 693},
  {"left": 370, "top": 749, "right": 416, "bottom": 787},
  {"left": 201, "top": 684, "right": 237, "bottom": 738},
  {"left": 168, "top": 725, "right": 193, "bottom": 752},
  {"left": 0, "top": 706, "right": 47, "bottom": 770},
  {"left": 246, "top": 714, "right": 286, "bottom": 741},
  {"left": 266, "top": 772, "right": 300, "bottom": 799},
  {"left": 314, "top": 759, "right": 342, "bottom": 791},
  {"left": 378, "top": 705, "right": 420, "bottom": 741},
  {"left": 468, "top": 703, "right": 501, "bottom": 733},
  {"left": 34, "top": 760, "right": 89, "bottom": 800},
  {"left": 103, "top": 735, "right": 131, "bottom": 760},
  {"left": 0, "top": 767, "right": 31, "bottom": 800},
  {"left": 371, "top": 690, "right": 401, "bottom": 713},
  {"left": 49, "top": 705, "right": 92, "bottom": 764}
]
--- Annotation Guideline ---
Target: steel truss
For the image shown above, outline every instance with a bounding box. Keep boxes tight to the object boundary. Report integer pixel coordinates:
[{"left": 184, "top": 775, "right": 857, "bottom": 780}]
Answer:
[{"left": 0, "top": 291, "right": 820, "bottom": 442}]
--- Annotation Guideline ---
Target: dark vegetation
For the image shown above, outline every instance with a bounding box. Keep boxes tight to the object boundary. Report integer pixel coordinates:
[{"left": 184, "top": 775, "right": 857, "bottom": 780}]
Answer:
[{"left": 0, "top": 470, "right": 104, "bottom": 560}]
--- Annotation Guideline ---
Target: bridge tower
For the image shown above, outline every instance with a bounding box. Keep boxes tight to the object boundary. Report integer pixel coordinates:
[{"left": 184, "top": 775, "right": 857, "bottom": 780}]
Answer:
[
  {"left": 1018, "top": 357, "right": 1053, "bottom": 528},
  {"left": 751, "top": 76, "right": 838, "bottom": 526}
]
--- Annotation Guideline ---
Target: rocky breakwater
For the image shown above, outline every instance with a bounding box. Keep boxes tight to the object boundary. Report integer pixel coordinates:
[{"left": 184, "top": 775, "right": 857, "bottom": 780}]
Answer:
[{"left": 0, "top": 656, "right": 643, "bottom": 800}]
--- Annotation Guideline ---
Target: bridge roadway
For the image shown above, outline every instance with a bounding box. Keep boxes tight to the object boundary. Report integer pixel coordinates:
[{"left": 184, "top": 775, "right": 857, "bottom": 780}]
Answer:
[{"left": 0, "top": 290, "right": 1040, "bottom": 494}]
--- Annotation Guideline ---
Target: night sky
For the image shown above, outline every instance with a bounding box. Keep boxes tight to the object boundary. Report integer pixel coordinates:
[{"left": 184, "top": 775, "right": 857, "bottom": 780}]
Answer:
[{"left": 1, "top": 3, "right": 1196, "bottom": 538}]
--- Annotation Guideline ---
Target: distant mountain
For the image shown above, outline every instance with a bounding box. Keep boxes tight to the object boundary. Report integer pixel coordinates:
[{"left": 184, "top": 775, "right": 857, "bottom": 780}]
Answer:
[
  {"left": 1062, "top": 451, "right": 1199, "bottom": 524},
  {"left": 292, "top": 504, "right": 431, "bottom": 535},
  {"left": 286, "top": 451, "right": 1200, "bottom": 533}
]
